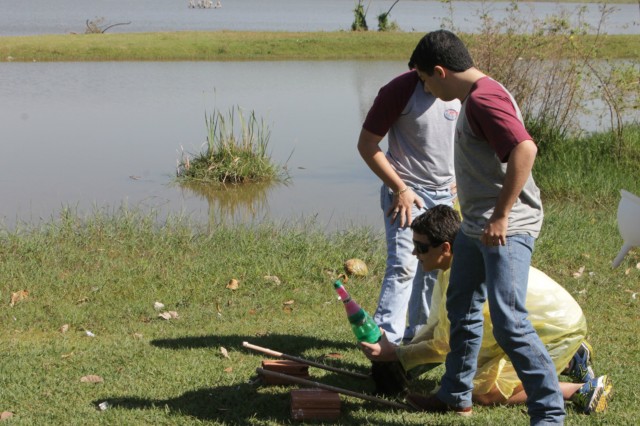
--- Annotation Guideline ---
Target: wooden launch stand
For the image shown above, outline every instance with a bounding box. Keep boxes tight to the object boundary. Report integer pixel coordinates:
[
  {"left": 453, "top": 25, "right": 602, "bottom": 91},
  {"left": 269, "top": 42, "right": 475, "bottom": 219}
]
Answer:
[{"left": 243, "top": 341, "right": 412, "bottom": 421}]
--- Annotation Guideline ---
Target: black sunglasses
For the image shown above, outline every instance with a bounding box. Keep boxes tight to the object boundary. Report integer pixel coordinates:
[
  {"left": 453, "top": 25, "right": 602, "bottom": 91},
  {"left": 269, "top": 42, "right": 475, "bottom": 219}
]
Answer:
[{"left": 413, "top": 240, "right": 442, "bottom": 254}]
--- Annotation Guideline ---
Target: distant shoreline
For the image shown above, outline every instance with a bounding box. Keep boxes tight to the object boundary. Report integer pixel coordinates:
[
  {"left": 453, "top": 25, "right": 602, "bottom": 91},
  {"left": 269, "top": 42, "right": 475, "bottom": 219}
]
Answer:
[{"left": 1, "top": 31, "right": 638, "bottom": 62}]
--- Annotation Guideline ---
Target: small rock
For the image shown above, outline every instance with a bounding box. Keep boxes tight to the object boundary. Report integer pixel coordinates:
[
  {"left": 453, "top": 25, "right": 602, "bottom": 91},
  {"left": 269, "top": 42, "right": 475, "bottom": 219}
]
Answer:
[{"left": 344, "top": 259, "right": 368, "bottom": 277}]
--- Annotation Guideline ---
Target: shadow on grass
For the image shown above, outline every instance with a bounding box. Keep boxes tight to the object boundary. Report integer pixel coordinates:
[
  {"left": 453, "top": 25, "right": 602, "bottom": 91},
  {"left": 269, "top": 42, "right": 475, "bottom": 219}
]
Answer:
[
  {"left": 96, "top": 383, "right": 292, "bottom": 424},
  {"left": 150, "top": 332, "right": 354, "bottom": 353},
  {"left": 151, "top": 332, "right": 368, "bottom": 379},
  {"left": 96, "top": 382, "right": 414, "bottom": 425},
  {"left": 97, "top": 333, "right": 415, "bottom": 423}
]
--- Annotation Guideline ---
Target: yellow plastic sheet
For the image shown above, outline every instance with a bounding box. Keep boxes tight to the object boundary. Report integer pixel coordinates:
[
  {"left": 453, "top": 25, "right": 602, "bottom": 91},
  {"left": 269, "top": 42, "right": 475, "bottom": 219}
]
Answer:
[{"left": 396, "top": 267, "right": 587, "bottom": 399}]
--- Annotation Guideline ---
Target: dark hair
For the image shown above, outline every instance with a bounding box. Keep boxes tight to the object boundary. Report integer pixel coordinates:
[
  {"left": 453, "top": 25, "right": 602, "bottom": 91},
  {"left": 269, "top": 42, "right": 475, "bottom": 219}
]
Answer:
[
  {"left": 408, "top": 30, "right": 474, "bottom": 76},
  {"left": 410, "top": 204, "right": 461, "bottom": 247}
]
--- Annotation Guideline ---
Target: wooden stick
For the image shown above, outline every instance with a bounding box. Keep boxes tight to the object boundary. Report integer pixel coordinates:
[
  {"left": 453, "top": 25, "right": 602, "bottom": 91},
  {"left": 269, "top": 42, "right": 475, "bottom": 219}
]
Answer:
[
  {"left": 243, "top": 341, "right": 369, "bottom": 380},
  {"left": 256, "top": 368, "right": 413, "bottom": 411}
]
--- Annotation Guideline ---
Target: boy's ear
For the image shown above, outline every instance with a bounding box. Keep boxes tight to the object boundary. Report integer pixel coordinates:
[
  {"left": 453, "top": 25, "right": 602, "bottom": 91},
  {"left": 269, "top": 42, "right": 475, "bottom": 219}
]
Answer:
[
  {"left": 441, "top": 241, "right": 452, "bottom": 255},
  {"left": 434, "top": 65, "right": 446, "bottom": 78}
]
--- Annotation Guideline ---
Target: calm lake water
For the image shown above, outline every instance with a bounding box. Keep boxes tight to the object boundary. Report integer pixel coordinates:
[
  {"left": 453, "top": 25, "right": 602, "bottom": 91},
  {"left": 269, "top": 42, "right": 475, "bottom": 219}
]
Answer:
[
  {"left": 1, "top": 61, "right": 406, "bottom": 231},
  {"left": 1, "top": 0, "right": 638, "bottom": 35},
  {"left": 1, "top": 60, "right": 630, "bottom": 232}
]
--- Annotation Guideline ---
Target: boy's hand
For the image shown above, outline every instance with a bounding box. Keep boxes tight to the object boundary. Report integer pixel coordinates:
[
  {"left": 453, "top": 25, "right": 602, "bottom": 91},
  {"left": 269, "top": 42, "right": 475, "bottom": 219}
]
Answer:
[
  {"left": 359, "top": 330, "right": 399, "bottom": 362},
  {"left": 482, "top": 215, "right": 508, "bottom": 246},
  {"left": 387, "top": 187, "right": 423, "bottom": 227}
]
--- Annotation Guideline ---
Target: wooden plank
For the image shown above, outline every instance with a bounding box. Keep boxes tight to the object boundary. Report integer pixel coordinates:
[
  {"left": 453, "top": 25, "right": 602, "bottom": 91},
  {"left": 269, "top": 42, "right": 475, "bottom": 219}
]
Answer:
[{"left": 291, "top": 388, "right": 341, "bottom": 409}]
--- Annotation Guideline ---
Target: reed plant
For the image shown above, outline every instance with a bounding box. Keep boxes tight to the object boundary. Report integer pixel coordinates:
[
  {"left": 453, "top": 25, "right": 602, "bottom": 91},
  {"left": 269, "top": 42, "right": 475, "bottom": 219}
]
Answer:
[{"left": 177, "top": 106, "right": 287, "bottom": 185}]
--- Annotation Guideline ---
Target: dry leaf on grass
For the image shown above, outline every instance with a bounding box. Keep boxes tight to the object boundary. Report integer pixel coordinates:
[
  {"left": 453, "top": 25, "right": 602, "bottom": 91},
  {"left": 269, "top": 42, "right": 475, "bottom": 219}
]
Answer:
[
  {"left": 80, "top": 375, "right": 104, "bottom": 383},
  {"left": 1, "top": 412, "right": 14, "bottom": 420},
  {"left": 153, "top": 301, "right": 165, "bottom": 311},
  {"left": 220, "top": 347, "right": 230, "bottom": 359},
  {"left": 323, "top": 352, "right": 343, "bottom": 359},
  {"left": 572, "top": 266, "right": 585, "bottom": 278},
  {"left": 226, "top": 279, "right": 239, "bottom": 290},
  {"left": 59, "top": 324, "right": 70, "bottom": 333},
  {"left": 158, "top": 311, "right": 179, "bottom": 320},
  {"left": 9, "top": 290, "right": 29, "bottom": 307},
  {"left": 283, "top": 300, "right": 294, "bottom": 306},
  {"left": 224, "top": 367, "right": 233, "bottom": 373},
  {"left": 132, "top": 333, "right": 144, "bottom": 339},
  {"left": 263, "top": 275, "right": 281, "bottom": 284}
]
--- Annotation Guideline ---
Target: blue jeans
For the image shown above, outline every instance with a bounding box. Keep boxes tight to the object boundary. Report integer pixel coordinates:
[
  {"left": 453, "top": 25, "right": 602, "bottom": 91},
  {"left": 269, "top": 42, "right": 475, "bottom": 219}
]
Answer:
[
  {"left": 373, "top": 184, "right": 456, "bottom": 345},
  {"left": 437, "top": 231, "right": 565, "bottom": 425}
]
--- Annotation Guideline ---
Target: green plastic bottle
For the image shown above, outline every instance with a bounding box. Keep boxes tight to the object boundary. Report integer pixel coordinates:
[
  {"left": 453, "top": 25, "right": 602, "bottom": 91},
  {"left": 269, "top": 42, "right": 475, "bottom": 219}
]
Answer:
[{"left": 334, "top": 278, "right": 381, "bottom": 344}]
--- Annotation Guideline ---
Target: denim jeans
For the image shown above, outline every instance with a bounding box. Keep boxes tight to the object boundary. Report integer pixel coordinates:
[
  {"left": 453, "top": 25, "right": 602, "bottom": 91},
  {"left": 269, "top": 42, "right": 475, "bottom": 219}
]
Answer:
[
  {"left": 437, "top": 231, "right": 565, "bottom": 425},
  {"left": 373, "top": 184, "right": 456, "bottom": 345}
]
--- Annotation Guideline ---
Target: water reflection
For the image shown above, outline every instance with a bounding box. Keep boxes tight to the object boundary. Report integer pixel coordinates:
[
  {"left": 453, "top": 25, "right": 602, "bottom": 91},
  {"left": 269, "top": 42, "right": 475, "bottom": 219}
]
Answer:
[{"left": 179, "top": 180, "right": 281, "bottom": 229}]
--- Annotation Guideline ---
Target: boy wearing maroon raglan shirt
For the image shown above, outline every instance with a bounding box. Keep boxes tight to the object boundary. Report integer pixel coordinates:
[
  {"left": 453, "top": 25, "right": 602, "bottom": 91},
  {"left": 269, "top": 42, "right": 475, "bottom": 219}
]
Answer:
[{"left": 405, "top": 30, "right": 572, "bottom": 425}]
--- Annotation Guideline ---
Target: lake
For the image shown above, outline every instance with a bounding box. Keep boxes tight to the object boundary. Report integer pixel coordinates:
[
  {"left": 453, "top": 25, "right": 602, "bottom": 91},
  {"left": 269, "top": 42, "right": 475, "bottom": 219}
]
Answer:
[
  {"left": 1, "top": 59, "right": 631, "bottom": 232},
  {"left": 0, "top": 61, "right": 407, "bottom": 231},
  {"left": 0, "top": 0, "right": 638, "bottom": 35}
]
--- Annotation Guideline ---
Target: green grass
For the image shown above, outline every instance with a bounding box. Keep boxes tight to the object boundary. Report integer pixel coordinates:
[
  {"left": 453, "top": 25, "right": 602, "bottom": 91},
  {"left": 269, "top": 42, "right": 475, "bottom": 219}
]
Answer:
[
  {"left": 535, "top": 124, "right": 640, "bottom": 205},
  {"left": 1, "top": 125, "right": 639, "bottom": 424},
  {"left": 1, "top": 31, "right": 638, "bottom": 62}
]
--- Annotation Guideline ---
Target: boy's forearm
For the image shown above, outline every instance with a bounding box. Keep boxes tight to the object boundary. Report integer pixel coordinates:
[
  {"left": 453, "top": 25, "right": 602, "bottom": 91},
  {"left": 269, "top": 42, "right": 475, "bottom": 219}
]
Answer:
[
  {"left": 357, "top": 128, "right": 406, "bottom": 192},
  {"left": 493, "top": 139, "right": 538, "bottom": 220}
]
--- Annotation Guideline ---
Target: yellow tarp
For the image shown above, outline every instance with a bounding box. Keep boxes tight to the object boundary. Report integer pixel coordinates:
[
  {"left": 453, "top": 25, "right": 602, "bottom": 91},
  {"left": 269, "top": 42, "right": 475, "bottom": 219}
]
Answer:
[{"left": 396, "top": 267, "right": 587, "bottom": 398}]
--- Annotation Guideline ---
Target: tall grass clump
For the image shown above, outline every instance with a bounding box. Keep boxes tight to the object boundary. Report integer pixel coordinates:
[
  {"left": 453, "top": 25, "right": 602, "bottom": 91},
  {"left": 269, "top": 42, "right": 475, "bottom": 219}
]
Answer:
[
  {"left": 535, "top": 123, "right": 640, "bottom": 205},
  {"left": 177, "top": 106, "right": 287, "bottom": 185}
]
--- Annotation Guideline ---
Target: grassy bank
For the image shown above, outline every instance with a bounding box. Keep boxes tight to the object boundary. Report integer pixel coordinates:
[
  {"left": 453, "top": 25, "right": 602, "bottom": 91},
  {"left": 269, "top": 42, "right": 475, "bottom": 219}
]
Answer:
[
  {"left": 1, "top": 127, "right": 639, "bottom": 424},
  {"left": 1, "top": 31, "right": 639, "bottom": 62}
]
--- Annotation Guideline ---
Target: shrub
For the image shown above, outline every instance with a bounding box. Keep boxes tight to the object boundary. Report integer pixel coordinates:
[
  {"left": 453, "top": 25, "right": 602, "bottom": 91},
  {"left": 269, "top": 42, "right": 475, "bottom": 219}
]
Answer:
[
  {"left": 377, "top": 0, "right": 400, "bottom": 32},
  {"left": 351, "top": 0, "right": 369, "bottom": 31}
]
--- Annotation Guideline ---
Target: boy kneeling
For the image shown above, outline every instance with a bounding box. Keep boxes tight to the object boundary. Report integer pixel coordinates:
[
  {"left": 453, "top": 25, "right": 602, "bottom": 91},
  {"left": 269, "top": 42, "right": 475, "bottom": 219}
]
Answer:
[{"left": 361, "top": 205, "right": 611, "bottom": 415}]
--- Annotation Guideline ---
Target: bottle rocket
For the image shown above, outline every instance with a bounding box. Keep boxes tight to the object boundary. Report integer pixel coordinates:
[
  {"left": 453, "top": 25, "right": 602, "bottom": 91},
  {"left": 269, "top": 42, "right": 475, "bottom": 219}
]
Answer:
[{"left": 333, "top": 277, "right": 381, "bottom": 343}]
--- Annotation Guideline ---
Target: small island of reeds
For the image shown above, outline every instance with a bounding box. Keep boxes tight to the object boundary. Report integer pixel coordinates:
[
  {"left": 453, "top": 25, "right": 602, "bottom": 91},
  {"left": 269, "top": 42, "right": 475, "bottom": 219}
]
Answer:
[{"left": 176, "top": 106, "right": 288, "bottom": 185}]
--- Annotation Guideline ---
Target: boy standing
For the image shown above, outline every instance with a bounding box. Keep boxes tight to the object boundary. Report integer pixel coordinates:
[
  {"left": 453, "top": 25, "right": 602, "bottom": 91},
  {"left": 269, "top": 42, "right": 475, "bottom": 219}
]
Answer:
[
  {"left": 407, "top": 30, "right": 564, "bottom": 424},
  {"left": 358, "top": 65, "right": 459, "bottom": 345}
]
